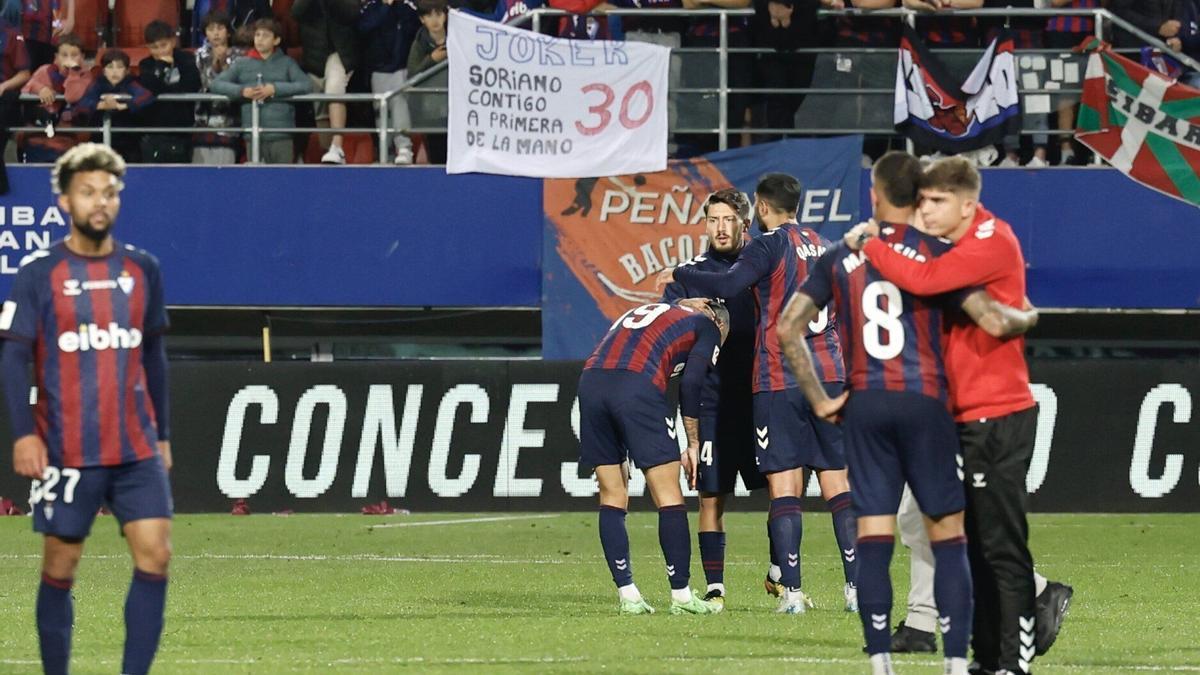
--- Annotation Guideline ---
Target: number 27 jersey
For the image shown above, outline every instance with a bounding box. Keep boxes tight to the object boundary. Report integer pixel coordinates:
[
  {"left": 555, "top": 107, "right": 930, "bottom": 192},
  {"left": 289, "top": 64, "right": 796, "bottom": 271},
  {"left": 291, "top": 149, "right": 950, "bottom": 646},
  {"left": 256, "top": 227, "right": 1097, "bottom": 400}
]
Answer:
[
  {"left": 800, "top": 223, "right": 952, "bottom": 402},
  {"left": 0, "top": 240, "right": 168, "bottom": 468}
]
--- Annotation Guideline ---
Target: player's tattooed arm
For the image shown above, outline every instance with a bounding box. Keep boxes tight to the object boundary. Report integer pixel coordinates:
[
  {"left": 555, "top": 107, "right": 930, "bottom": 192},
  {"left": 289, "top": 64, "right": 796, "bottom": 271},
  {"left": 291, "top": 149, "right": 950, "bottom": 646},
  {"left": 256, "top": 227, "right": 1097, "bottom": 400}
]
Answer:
[
  {"left": 778, "top": 292, "right": 848, "bottom": 421},
  {"left": 681, "top": 416, "right": 701, "bottom": 489},
  {"left": 960, "top": 290, "right": 1039, "bottom": 338}
]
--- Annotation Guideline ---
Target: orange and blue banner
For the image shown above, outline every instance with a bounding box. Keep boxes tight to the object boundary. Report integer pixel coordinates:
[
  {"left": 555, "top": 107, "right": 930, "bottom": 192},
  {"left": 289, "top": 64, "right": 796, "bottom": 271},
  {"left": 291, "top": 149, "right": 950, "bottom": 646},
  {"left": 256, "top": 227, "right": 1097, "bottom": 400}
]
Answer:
[{"left": 542, "top": 137, "right": 864, "bottom": 360}]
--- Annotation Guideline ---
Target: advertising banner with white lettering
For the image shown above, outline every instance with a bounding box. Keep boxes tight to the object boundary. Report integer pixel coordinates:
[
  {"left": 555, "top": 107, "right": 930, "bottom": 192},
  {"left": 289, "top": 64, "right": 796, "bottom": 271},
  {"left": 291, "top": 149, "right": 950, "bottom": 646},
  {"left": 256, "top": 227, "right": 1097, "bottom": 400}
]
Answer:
[
  {"left": 541, "top": 136, "right": 864, "bottom": 360},
  {"left": 446, "top": 10, "right": 669, "bottom": 177},
  {"left": 0, "top": 359, "right": 1194, "bottom": 513}
]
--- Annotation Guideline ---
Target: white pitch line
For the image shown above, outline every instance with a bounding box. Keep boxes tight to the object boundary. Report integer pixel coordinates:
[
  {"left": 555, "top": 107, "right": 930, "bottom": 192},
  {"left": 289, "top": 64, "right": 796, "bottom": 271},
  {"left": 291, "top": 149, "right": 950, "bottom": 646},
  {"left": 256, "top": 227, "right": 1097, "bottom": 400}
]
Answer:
[
  {"left": 2, "top": 655, "right": 1196, "bottom": 672},
  {"left": 369, "top": 513, "right": 561, "bottom": 529},
  {"left": 0, "top": 552, "right": 566, "bottom": 564}
]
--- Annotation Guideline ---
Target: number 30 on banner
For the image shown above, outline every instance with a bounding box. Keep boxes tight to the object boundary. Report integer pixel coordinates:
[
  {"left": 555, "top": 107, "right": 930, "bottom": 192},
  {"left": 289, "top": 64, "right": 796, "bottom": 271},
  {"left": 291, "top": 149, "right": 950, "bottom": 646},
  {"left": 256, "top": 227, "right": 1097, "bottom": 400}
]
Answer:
[{"left": 575, "top": 81, "right": 655, "bottom": 136}]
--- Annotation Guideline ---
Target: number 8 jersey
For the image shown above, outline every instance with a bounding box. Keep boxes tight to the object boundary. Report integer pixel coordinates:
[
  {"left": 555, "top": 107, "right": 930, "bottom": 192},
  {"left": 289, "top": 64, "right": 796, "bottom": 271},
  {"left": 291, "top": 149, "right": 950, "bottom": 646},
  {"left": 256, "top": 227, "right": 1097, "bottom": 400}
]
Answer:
[{"left": 800, "top": 222, "right": 953, "bottom": 403}]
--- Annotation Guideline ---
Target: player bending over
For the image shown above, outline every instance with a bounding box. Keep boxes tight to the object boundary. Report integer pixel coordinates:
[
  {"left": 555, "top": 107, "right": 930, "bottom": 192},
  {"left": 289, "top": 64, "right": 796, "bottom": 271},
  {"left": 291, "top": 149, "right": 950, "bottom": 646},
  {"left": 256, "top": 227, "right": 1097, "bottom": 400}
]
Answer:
[{"left": 578, "top": 300, "right": 729, "bottom": 615}]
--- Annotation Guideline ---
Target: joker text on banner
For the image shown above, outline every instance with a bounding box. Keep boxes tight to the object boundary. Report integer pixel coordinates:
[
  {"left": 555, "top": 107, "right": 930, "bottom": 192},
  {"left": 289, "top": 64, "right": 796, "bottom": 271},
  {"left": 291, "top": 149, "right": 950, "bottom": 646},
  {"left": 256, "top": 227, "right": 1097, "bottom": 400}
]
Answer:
[{"left": 446, "top": 10, "right": 669, "bottom": 178}]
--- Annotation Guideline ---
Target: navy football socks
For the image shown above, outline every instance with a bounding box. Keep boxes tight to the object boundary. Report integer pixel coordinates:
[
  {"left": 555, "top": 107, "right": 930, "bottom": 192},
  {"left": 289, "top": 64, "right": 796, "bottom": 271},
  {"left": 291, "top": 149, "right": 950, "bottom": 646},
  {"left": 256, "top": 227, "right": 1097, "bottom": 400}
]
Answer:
[
  {"left": 827, "top": 492, "right": 859, "bottom": 585},
  {"left": 931, "top": 535, "right": 974, "bottom": 660},
  {"left": 658, "top": 505, "right": 691, "bottom": 590},
  {"left": 122, "top": 568, "right": 168, "bottom": 675},
  {"left": 37, "top": 573, "right": 73, "bottom": 675},
  {"left": 698, "top": 531, "right": 726, "bottom": 588},
  {"left": 767, "top": 497, "right": 803, "bottom": 589},
  {"left": 856, "top": 535, "right": 896, "bottom": 655},
  {"left": 599, "top": 505, "right": 634, "bottom": 588}
]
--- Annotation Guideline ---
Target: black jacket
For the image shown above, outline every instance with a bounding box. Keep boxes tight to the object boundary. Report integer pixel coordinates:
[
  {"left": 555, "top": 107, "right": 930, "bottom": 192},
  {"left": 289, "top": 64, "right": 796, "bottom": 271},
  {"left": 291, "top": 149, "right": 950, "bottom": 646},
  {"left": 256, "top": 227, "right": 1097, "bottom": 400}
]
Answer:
[
  {"left": 292, "top": 0, "right": 362, "bottom": 75},
  {"left": 358, "top": 0, "right": 420, "bottom": 75},
  {"left": 138, "top": 50, "right": 202, "bottom": 128},
  {"left": 1110, "top": 0, "right": 1177, "bottom": 48}
]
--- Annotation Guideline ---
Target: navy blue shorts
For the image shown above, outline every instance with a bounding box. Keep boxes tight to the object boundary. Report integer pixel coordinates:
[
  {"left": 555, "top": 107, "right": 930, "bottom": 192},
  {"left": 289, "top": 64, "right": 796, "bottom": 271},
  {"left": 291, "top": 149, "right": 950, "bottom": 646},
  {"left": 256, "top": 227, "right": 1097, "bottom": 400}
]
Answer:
[
  {"left": 579, "top": 369, "right": 681, "bottom": 470},
  {"left": 695, "top": 398, "right": 766, "bottom": 495},
  {"left": 842, "top": 390, "right": 965, "bottom": 518},
  {"left": 752, "top": 383, "right": 847, "bottom": 474},
  {"left": 31, "top": 456, "right": 173, "bottom": 540}
]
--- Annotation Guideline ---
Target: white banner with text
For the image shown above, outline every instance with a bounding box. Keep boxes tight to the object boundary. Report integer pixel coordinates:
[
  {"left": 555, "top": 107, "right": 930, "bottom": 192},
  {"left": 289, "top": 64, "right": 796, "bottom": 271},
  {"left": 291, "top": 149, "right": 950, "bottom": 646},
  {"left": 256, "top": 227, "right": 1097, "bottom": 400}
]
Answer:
[{"left": 446, "top": 10, "right": 669, "bottom": 178}]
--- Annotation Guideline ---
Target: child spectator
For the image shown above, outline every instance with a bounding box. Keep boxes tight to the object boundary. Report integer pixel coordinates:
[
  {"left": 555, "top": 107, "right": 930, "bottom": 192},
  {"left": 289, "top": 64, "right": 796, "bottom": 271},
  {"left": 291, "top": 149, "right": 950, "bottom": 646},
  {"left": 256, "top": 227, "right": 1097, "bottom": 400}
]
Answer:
[
  {"left": 358, "top": 0, "right": 420, "bottom": 165},
  {"left": 210, "top": 17, "right": 312, "bottom": 164},
  {"left": 20, "top": 32, "right": 91, "bottom": 161},
  {"left": 75, "top": 49, "right": 154, "bottom": 162},
  {"left": 291, "top": 0, "right": 361, "bottom": 164},
  {"left": 139, "top": 20, "right": 202, "bottom": 163},
  {"left": 190, "top": 0, "right": 271, "bottom": 48},
  {"left": 407, "top": 0, "right": 447, "bottom": 163},
  {"left": 0, "top": 1, "right": 32, "bottom": 190},
  {"left": 194, "top": 10, "right": 245, "bottom": 164}
]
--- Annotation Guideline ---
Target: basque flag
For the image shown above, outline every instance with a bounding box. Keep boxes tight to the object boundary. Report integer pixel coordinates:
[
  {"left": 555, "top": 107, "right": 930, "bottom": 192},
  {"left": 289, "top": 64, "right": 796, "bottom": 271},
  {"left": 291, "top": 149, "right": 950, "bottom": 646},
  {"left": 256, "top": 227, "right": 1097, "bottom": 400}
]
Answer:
[{"left": 894, "top": 24, "right": 1021, "bottom": 153}]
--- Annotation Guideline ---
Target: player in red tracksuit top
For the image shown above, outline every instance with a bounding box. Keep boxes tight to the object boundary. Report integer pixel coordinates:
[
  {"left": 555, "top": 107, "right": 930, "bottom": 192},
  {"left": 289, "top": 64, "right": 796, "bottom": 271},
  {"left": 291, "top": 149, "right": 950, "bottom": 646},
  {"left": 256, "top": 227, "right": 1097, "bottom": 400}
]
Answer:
[
  {"left": 850, "top": 156, "right": 1041, "bottom": 675},
  {"left": 776, "top": 152, "right": 1040, "bottom": 675}
]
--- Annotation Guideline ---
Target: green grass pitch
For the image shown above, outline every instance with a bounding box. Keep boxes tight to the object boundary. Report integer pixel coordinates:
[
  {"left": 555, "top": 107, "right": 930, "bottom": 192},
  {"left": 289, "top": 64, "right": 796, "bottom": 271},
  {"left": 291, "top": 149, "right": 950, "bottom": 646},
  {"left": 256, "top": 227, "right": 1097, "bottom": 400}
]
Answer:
[{"left": 0, "top": 512, "right": 1196, "bottom": 673}]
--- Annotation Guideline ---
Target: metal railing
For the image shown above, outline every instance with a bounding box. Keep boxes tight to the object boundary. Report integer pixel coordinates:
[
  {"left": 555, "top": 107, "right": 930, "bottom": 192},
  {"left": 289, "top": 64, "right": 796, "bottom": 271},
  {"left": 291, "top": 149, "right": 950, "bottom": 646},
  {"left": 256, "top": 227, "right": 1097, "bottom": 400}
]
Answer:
[{"left": 8, "top": 7, "right": 1197, "bottom": 163}]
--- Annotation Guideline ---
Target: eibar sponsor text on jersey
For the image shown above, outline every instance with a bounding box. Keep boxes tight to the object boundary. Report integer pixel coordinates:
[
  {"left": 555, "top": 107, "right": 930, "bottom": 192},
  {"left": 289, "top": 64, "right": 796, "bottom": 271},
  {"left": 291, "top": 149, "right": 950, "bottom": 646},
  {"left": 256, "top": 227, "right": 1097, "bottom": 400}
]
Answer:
[{"left": 57, "top": 323, "right": 144, "bottom": 353}]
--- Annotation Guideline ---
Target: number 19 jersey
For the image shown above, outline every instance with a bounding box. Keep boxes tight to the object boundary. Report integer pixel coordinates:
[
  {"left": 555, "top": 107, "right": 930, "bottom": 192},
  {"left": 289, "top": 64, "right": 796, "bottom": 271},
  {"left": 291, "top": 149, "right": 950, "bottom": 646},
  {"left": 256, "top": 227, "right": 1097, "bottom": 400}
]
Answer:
[{"left": 800, "top": 223, "right": 952, "bottom": 403}]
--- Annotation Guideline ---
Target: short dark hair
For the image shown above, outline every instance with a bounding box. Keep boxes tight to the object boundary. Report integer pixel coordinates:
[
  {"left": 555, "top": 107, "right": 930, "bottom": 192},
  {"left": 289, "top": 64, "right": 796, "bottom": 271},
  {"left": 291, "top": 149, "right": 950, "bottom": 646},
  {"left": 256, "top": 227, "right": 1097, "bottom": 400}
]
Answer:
[
  {"left": 418, "top": 0, "right": 448, "bottom": 16},
  {"left": 253, "top": 16, "right": 283, "bottom": 38},
  {"left": 754, "top": 173, "right": 802, "bottom": 215},
  {"left": 202, "top": 10, "right": 233, "bottom": 33},
  {"left": 143, "top": 20, "right": 175, "bottom": 44},
  {"left": 872, "top": 151, "right": 923, "bottom": 208},
  {"left": 51, "top": 143, "right": 127, "bottom": 195},
  {"left": 55, "top": 33, "right": 83, "bottom": 51},
  {"left": 702, "top": 188, "right": 751, "bottom": 222},
  {"left": 921, "top": 156, "right": 982, "bottom": 197},
  {"left": 101, "top": 49, "right": 131, "bottom": 69}
]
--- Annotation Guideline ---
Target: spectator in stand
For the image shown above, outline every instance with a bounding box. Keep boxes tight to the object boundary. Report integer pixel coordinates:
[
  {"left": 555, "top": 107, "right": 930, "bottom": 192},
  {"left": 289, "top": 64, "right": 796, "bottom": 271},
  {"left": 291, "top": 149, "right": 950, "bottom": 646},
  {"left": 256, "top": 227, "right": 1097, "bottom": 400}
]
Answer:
[
  {"left": 680, "top": 0, "right": 754, "bottom": 153},
  {"left": 1109, "top": 1, "right": 1177, "bottom": 50},
  {"left": 194, "top": 10, "right": 245, "bottom": 164},
  {"left": 359, "top": 0, "right": 420, "bottom": 165},
  {"left": 550, "top": 0, "right": 624, "bottom": 40},
  {"left": 1179, "top": 0, "right": 1200, "bottom": 88},
  {"left": 982, "top": 0, "right": 1048, "bottom": 167},
  {"left": 407, "top": 0, "right": 447, "bottom": 163},
  {"left": 903, "top": 0, "right": 982, "bottom": 47},
  {"left": 1045, "top": 0, "right": 1100, "bottom": 165},
  {"left": 138, "top": 20, "right": 202, "bottom": 163},
  {"left": 190, "top": 0, "right": 271, "bottom": 48},
  {"left": 75, "top": 49, "right": 154, "bottom": 162},
  {"left": 750, "top": 0, "right": 821, "bottom": 141},
  {"left": 210, "top": 17, "right": 312, "bottom": 164},
  {"left": 461, "top": 0, "right": 546, "bottom": 24},
  {"left": 0, "top": 0, "right": 31, "bottom": 183},
  {"left": 291, "top": 0, "right": 361, "bottom": 165},
  {"left": 21, "top": 0, "right": 74, "bottom": 69},
  {"left": 20, "top": 32, "right": 91, "bottom": 161}
]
